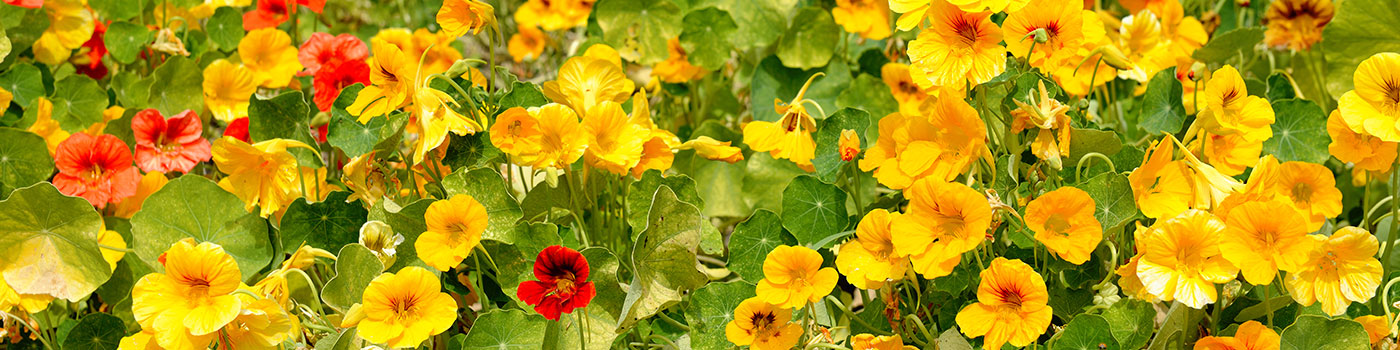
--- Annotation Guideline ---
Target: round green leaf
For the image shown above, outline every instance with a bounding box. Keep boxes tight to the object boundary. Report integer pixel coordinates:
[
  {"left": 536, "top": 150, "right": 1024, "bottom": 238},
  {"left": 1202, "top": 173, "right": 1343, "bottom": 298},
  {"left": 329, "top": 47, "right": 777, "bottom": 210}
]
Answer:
[
  {"left": 619, "top": 186, "right": 708, "bottom": 330},
  {"left": 781, "top": 175, "right": 849, "bottom": 246},
  {"left": 249, "top": 91, "right": 321, "bottom": 167},
  {"left": 321, "top": 243, "right": 384, "bottom": 312},
  {"left": 1102, "top": 299, "right": 1155, "bottom": 350},
  {"left": 626, "top": 171, "right": 704, "bottom": 237},
  {"left": 679, "top": 7, "right": 737, "bottom": 71},
  {"left": 1281, "top": 315, "right": 1371, "bottom": 350},
  {"left": 62, "top": 313, "right": 124, "bottom": 350},
  {"left": 595, "top": 0, "right": 682, "bottom": 65},
  {"left": 1051, "top": 314, "right": 1120, "bottom": 350},
  {"left": 0, "top": 128, "right": 54, "bottom": 196},
  {"left": 686, "top": 281, "right": 757, "bottom": 349},
  {"left": 146, "top": 56, "right": 205, "bottom": 118},
  {"left": 207, "top": 6, "right": 244, "bottom": 51},
  {"left": 461, "top": 309, "right": 548, "bottom": 349},
  {"left": 1079, "top": 172, "right": 1138, "bottom": 232},
  {"left": 0, "top": 62, "right": 44, "bottom": 108},
  {"left": 279, "top": 191, "right": 369, "bottom": 252},
  {"left": 103, "top": 21, "right": 150, "bottom": 64},
  {"left": 727, "top": 209, "right": 795, "bottom": 282},
  {"left": 1321, "top": 0, "right": 1400, "bottom": 98},
  {"left": 1191, "top": 27, "right": 1264, "bottom": 63},
  {"left": 1262, "top": 99, "right": 1330, "bottom": 163},
  {"left": 776, "top": 7, "right": 840, "bottom": 70},
  {"left": 50, "top": 75, "right": 107, "bottom": 133},
  {"left": 0, "top": 183, "right": 108, "bottom": 301},
  {"left": 130, "top": 176, "right": 272, "bottom": 281},
  {"left": 706, "top": 0, "right": 793, "bottom": 49},
  {"left": 1139, "top": 68, "right": 1185, "bottom": 135}
]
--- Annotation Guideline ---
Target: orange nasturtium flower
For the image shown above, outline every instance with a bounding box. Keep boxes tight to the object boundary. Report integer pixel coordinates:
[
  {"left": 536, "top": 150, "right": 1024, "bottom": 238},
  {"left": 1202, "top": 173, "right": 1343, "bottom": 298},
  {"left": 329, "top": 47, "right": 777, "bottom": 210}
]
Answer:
[
  {"left": 745, "top": 73, "right": 826, "bottom": 170},
  {"left": 543, "top": 54, "right": 634, "bottom": 117},
  {"left": 1263, "top": 0, "right": 1334, "bottom": 51},
  {"left": 891, "top": 179, "right": 992, "bottom": 278},
  {"left": 350, "top": 267, "right": 458, "bottom": 348},
  {"left": 1220, "top": 199, "right": 1314, "bottom": 285},
  {"left": 1273, "top": 161, "right": 1342, "bottom": 231},
  {"left": 583, "top": 101, "right": 650, "bottom": 175},
  {"left": 831, "top": 0, "right": 891, "bottom": 40},
  {"left": 508, "top": 25, "right": 547, "bottom": 63},
  {"left": 1002, "top": 0, "right": 1085, "bottom": 68},
  {"left": 110, "top": 171, "right": 170, "bottom": 219},
  {"left": 881, "top": 63, "right": 930, "bottom": 116},
  {"left": 211, "top": 137, "right": 316, "bottom": 217},
  {"left": 906, "top": 0, "right": 1005, "bottom": 89},
  {"left": 1287, "top": 227, "right": 1382, "bottom": 317},
  {"left": 1328, "top": 109, "right": 1398, "bottom": 174},
  {"left": 836, "top": 209, "right": 909, "bottom": 289},
  {"left": 1025, "top": 187, "right": 1103, "bottom": 265},
  {"left": 755, "top": 245, "right": 839, "bottom": 309},
  {"left": 725, "top": 297, "right": 802, "bottom": 350},
  {"left": 652, "top": 38, "right": 708, "bottom": 83},
  {"left": 1011, "top": 80, "right": 1073, "bottom": 168},
  {"left": 1339, "top": 53, "right": 1400, "bottom": 142},
  {"left": 678, "top": 136, "right": 745, "bottom": 163},
  {"left": 203, "top": 59, "right": 259, "bottom": 123},
  {"left": 349, "top": 40, "right": 416, "bottom": 122},
  {"left": 132, "top": 239, "right": 243, "bottom": 350},
  {"left": 436, "top": 0, "right": 496, "bottom": 37},
  {"left": 53, "top": 133, "right": 141, "bottom": 209},
  {"left": 514, "top": 0, "right": 592, "bottom": 31},
  {"left": 1198, "top": 65, "right": 1274, "bottom": 142},
  {"left": 851, "top": 334, "right": 918, "bottom": 350},
  {"left": 838, "top": 129, "right": 861, "bottom": 162},
  {"left": 1194, "top": 320, "right": 1280, "bottom": 350},
  {"left": 1356, "top": 315, "right": 1390, "bottom": 345},
  {"left": 1129, "top": 139, "right": 1193, "bottom": 219},
  {"left": 239, "top": 28, "right": 304, "bottom": 89},
  {"left": 531, "top": 103, "right": 590, "bottom": 170},
  {"left": 1135, "top": 210, "right": 1239, "bottom": 309},
  {"left": 490, "top": 107, "right": 544, "bottom": 161},
  {"left": 956, "top": 258, "right": 1052, "bottom": 350},
  {"left": 417, "top": 194, "right": 489, "bottom": 271}
]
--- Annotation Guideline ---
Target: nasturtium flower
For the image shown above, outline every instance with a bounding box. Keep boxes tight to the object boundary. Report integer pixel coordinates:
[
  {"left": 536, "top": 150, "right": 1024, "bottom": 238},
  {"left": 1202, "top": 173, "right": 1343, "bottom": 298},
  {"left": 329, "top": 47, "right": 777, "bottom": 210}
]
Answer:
[
  {"left": 360, "top": 220, "right": 404, "bottom": 266},
  {"left": 745, "top": 73, "right": 823, "bottom": 170},
  {"left": 1194, "top": 320, "right": 1280, "bottom": 350},
  {"left": 837, "top": 129, "right": 861, "bottom": 162},
  {"left": 1356, "top": 315, "right": 1389, "bottom": 345},
  {"left": 881, "top": 63, "right": 931, "bottom": 116},
  {"left": 831, "top": 0, "right": 891, "bottom": 40},
  {"left": 531, "top": 104, "right": 590, "bottom": 169},
  {"left": 1198, "top": 65, "right": 1274, "bottom": 142},
  {"left": 1263, "top": 0, "right": 1334, "bottom": 51},
  {"left": 851, "top": 334, "right": 918, "bottom": 350},
  {"left": 32, "top": 0, "right": 95, "bottom": 66},
  {"left": 203, "top": 59, "right": 259, "bottom": 123},
  {"left": 349, "top": 40, "right": 416, "bottom": 122},
  {"left": 836, "top": 209, "right": 909, "bottom": 290},
  {"left": 1025, "top": 187, "right": 1102, "bottom": 265},
  {"left": 1129, "top": 139, "right": 1193, "bottom": 219},
  {"left": 490, "top": 107, "right": 544, "bottom": 161},
  {"left": 1116, "top": 223, "right": 1160, "bottom": 302},
  {"left": 211, "top": 137, "right": 314, "bottom": 217},
  {"left": 243, "top": 0, "right": 294, "bottom": 30},
  {"left": 1135, "top": 210, "right": 1239, "bottom": 309},
  {"left": 412, "top": 84, "right": 483, "bottom": 164},
  {"left": 956, "top": 258, "right": 1052, "bottom": 350},
  {"left": 313, "top": 59, "right": 371, "bottom": 112},
  {"left": 239, "top": 28, "right": 304, "bottom": 89},
  {"left": 299, "top": 32, "right": 369, "bottom": 75},
  {"left": 355, "top": 267, "right": 458, "bottom": 348},
  {"left": 132, "top": 109, "right": 212, "bottom": 174},
  {"left": 1003, "top": 0, "right": 1084, "bottom": 68},
  {"left": 1221, "top": 199, "right": 1314, "bottom": 285},
  {"left": 1011, "top": 80, "right": 1073, "bottom": 169},
  {"left": 756, "top": 245, "right": 839, "bottom": 309},
  {"left": 860, "top": 98, "right": 986, "bottom": 189},
  {"left": 891, "top": 179, "right": 991, "bottom": 278},
  {"left": 888, "top": 0, "right": 932, "bottom": 31},
  {"left": 653, "top": 37, "right": 707, "bottom": 83},
  {"left": 4, "top": 0, "right": 40, "bottom": 8},
  {"left": 53, "top": 133, "right": 141, "bottom": 209},
  {"left": 583, "top": 101, "right": 650, "bottom": 175},
  {"left": 508, "top": 25, "right": 547, "bottom": 63},
  {"left": 219, "top": 296, "right": 296, "bottom": 350},
  {"left": 1201, "top": 132, "right": 1264, "bottom": 176},
  {"left": 98, "top": 229, "right": 126, "bottom": 271},
  {"left": 1329, "top": 109, "right": 1399, "bottom": 172},
  {"left": 1273, "top": 161, "right": 1342, "bottom": 231},
  {"left": 906, "top": 1, "right": 1005, "bottom": 89},
  {"left": 0, "top": 279, "right": 53, "bottom": 314},
  {"left": 132, "top": 239, "right": 243, "bottom": 350},
  {"left": 417, "top": 194, "right": 489, "bottom": 271},
  {"left": 1049, "top": 11, "right": 1120, "bottom": 96},
  {"left": 1339, "top": 53, "right": 1400, "bottom": 142},
  {"left": 725, "top": 297, "right": 802, "bottom": 350},
  {"left": 517, "top": 245, "right": 597, "bottom": 321},
  {"left": 514, "top": 0, "right": 592, "bottom": 31},
  {"left": 111, "top": 171, "right": 169, "bottom": 219},
  {"left": 73, "top": 20, "right": 108, "bottom": 79},
  {"left": 86, "top": 105, "right": 127, "bottom": 137},
  {"left": 117, "top": 330, "right": 160, "bottom": 350},
  {"left": 1287, "top": 227, "right": 1382, "bottom": 317},
  {"left": 543, "top": 54, "right": 634, "bottom": 117},
  {"left": 678, "top": 136, "right": 745, "bottom": 163},
  {"left": 437, "top": 0, "right": 496, "bottom": 37},
  {"left": 924, "top": 96, "right": 988, "bottom": 181},
  {"left": 27, "top": 97, "right": 70, "bottom": 154}
]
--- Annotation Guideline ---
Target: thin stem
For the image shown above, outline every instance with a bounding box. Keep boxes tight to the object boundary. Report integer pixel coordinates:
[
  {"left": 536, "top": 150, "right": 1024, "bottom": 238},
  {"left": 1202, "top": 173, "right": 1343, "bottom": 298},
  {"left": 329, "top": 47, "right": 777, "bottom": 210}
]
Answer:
[
  {"left": 655, "top": 311, "right": 690, "bottom": 332},
  {"left": 1385, "top": 163, "right": 1400, "bottom": 280},
  {"left": 576, "top": 313, "right": 588, "bottom": 350},
  {"left": 823, "top": 295, "right": 890, "bottom": 336},
  {"left": 3, "top": 313, "right": 54, "bottom": 350},
  {"left": 1263, "top": 282, "right": 1274, "bottom": 327}
]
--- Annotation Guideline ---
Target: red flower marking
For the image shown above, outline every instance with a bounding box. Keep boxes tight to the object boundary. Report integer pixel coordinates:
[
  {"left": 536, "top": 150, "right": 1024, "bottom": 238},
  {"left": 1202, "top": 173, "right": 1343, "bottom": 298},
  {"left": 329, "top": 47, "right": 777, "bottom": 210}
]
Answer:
[
  {"left": 313, "top": 59, "right": 370, "bottom": 111},
  {"left": 3, "top": 0, "right": 42, "bottom": 8},
  {"left": 76, "top": 20, "right": 109, "bottom": 79},
  {"left": 132, "top": 109, "right": 212, "bottom": 174},
  {"left": 517, "top": 245, "right": 597, "bottom": 321},
  {"left": 224, "top": 117, "right": 251, "bottom": 142},
  {"left": 53, "top": 133, "right": 141, "bottom": 209}
]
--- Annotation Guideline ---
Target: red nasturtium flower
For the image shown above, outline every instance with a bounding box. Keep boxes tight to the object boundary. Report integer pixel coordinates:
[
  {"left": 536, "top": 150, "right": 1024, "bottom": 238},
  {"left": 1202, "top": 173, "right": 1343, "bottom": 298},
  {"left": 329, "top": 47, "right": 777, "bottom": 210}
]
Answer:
[
  {"left": 313, "top": 59, "right": 370, "bottom": 111},
  {"left": 517, "top": 245, "right": 596, "bottom": 321},
  {"left": 224, "top": 117, "right": 251, "bottom": 142},
  {"left": 53, "top": 133, "right": 141, "bottom": 209},
  {"left": 132, "top": 109, "right": 212, "bottom": 174},
  {"left": 3, "top": 0, "right": 42, "bottom": 8},
  {"left": 75, "top": 20, "right": 108, "bottom": 79},
  {"left": 244, "top": 0, "right": 326, "bottom": 30},
  {"left": 301, "top": 33, "right": 371, "bottom": 111}
]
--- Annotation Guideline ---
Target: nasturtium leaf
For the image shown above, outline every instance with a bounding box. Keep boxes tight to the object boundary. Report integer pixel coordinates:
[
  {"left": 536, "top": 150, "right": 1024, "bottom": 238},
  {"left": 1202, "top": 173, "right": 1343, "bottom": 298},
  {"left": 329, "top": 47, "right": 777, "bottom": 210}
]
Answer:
[
  {"left": 1148, "top": 302, "right": 1205, "bottom": 350},
  {"left": 283, "top": 268, "right": 321, "bottom": 310},
  {"left": 679, "top": 7, "right": 737, "bottom": 71},
  {"left": 1191, "top": 27, "right": 1264, "bottom": 63},
  {"left": 249, "top": 91, "right": 322, "bottom": 167},
  {"left": 313, "top": 327, "right": 358, "bottom": 350},
  {"left": 1281, "top": 315, "right": 1371, "bottom": 350},
  {"left": 111, "top": 72, "right": 152, "bottom": 110},
  {"left": 581, "top": 247, "right": 625, "bottom": 315},
  {"left": 103, "top": 21, "right": 149, "bottom": 64},
  {"left": 0, "top": 63, "right": 42, "bottom": 108},
  {"left": 279, "top": 191, "right": 368, "bottom": 252},
  {"left": 1066, "top": 128, "right": 1123, "bottom": 164},
  {"left": 496, "top": 81, "right": 549, "bottom": 113},
  {"left": 0, "top": 27, "right": 10, "bottom": 66},
  {"left": 781, "top": 175, "right": 849, "bottom": 246},
  {"left": 130, "top": 176, "right": 272, "bottom": 281},
  {"left": 812, "top": 108, "right": 871, "bottom": 183},
  {"left": 776, "top": 7, "right": 840, "bottom": 70},
  {"left": 1320, "top": 0, "right": 1400, "bottom": 97},
  {"left": 62, "top": 313, "right": 124, "bottom": 350},
  {"left": 938, "top": 328, "right": 975, "bottom": 350},
  {"left": 146, "top": 56, "right": 204, "bottom": 118},
  {"left": 90, "top": 0, "right": 140, "bottom": 20},
  {"left": 4, "top": 9, "right": 47, "bottom": 61},
  {"left": 1102, "top": 299, "right": 1155, "bottom": 350},
  {"left": 442, "top": 131, "right": 502, "bottom": 170},
  {"left": 320, "top": 243, "right": 384, "bottom": 312},
  {"left": 595, "top": 0, "right": 682, "bottom": 65},
  {"left": 0, "top": 183, "right": 108, "bottom": 301},
  {"left": 700, "top": 0, "right": 792, "bottom": 49},
  {"left": 486, "top": 223, "right": 563, "bottom": 305},
  {"left": 0, "top": 128, "right": 53, "bottom": 196},
  {"left": 543, "top": 302, "right": 622, "bottom": 350},
  {"left": 686, "top": 281, "right": 757, "bottom": 349},
  {"left": 1079, "top": 172, "right": 1138, "bottom": 232},
  {"left": 1267, "top": 73, "right": 1298, "bottom": 101},
  {"left": 1139, "top": 68, "right": 1186, "bottom": 135},
  {"left": 327, "top": 112, "right": 388, "bottom": 158},
  {"left": 441, "top": 167, "right": 524, "bottom": 243},
  {"left": 750, "top": 56, "right": 852, "bottom": 122},
  {"left": 207, "top": 6, "right": 244, "bottom": 51},
  {"left": 727, "top": 210, "right": 794, "bottom": 282},
  {"left": 743, "top": 152, "right": 807, "bottom": 212},
  {"left": 626, "top": 171, "right": 704, "bottom": 236},
  {"left": 1263, "top": 99, "right": 1330, "bottom": 163},
  {"left": 1052, "top": 314, "right": 1120, "bottom": 350},
  {"left": 372, "top": 198, "right": 433, "bottom": 271},
  {"left": 619, "top": 186, "right": 708, "bottom": 330},
  {"left": 461, "top": 309, "right": 548, "bottom": 350},
  {"left": 835, "top": 74, "right": 899, "bottom": 133},
  {"left": 50, "top": 75, "right": 106, "bottom": 133}
]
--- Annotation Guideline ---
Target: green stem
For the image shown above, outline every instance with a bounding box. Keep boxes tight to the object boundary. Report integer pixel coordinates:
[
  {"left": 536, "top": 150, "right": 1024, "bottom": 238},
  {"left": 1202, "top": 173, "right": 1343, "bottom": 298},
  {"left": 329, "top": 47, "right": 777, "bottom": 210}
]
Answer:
[
  {"left": 1263, "top": 282, "right": 1274, "bottom": 327},
  {"left": 1385, "top": 163, "right": 1400, "bottom": 280},
  {"left": 823, "top": 295, "right": 890, "bottom": 336},
  {"left": 4, "top": 313, "right": 54, "bottom": 350},
  {"left": 655, "top": 311, "right": 690, "bottom": 332},
  {"left": 577, "top": 313, "right": 588, "bottom": 350}
]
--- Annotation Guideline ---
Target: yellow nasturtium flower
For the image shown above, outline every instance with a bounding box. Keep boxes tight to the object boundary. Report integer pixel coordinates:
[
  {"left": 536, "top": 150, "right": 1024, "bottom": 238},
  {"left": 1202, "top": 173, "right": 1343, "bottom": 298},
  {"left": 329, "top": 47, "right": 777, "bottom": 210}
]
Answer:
[
  {"left": 239, "top": 28, "right": 303, "bottom": 89},
  {"left": 836, "top": 209, "right": 909, "bottom": 289},
  {"left": 1025, "top": 187, "right": 1102, "bottom": 265},
  {"left": 755, "top": 245, "right": 839, "bottom": 309},
  {"left": 831, "top": 0, "right": 891, "bottom": 40},
  {"left": 132, "top": 239, "right": 243, "bottom": 350},
  {"left": 1220, "top": 199, "right": 1314, "bottom": 285},
  {"left": 436, "top": 0, "right": 496, "bottom": 37},
  {"left": 678, "top": 136, "right": 745, "bottom": 163},
  {"left": 508, "top": 25, "right": 547, "bottom": 63},
  {"left": 1011, "top": 80, "right": 1073, "bottom": 169},
  {"left": 744, "top": 72, "right": 822, "bottom": 170},
  {"left": 543, "top": 54, "right": 634, "bottom": 117},
  {"left": 219, "top": 296, "right": 296, "bottom": 350},
  {"left": 1002, "top": 0, "right": 1085, "bottom": 69},
  {"left": 1339, "top": 53, "right": 1400, "bottom": 142},
  {"left": 412, "top": 82, "right": 483, "bottom": 164},
  {"left": 351, "top": 267, "right": 458, "bottom": 348},
  {"left": 851, "top": 334, "right": 918, "bottom": 350},
  {"left": 349, "top": 40, "right": 416, "bottom": 122},
  {"left": 27, "top": 97, "right": 69, "bottom": 155},
  {"left": 956, "top": 258, "right": 1052, "bottom": 350},
  {"left": 652, "top": 38, "right": 708, "bottom": 83},
  {"left": 1273, "top": 161, "right": 1342, "bottom": 231},
  {"left": 1195, "top": 320, "right": 1280, "bottom": 350},
  {"left": 110, "top": 171, "right": 169, "bottom": 218},
  {"left": 1198, "top": 65, "right": 1274, "bottom": 142},
  {"left": 583, "top": 101, "right": 650, "bottom": 175},
  {"left": 1129, "top": 139, "right": 1193, "bottom": 219},
  {"left": 514, "top": 0, "right": 592, "bottom": 31},
  {"left": 98, "top": 229, "right": 127, "bottom": 271},
  {"left": 0, "top": 279, "right": 53, "bottom": 314},
  {"left": 1328, "top": 109, "right": 1399, "bottom": 173},
  {"left": 1201, "top": 131, "right": 1264, "bottom": 176},
  {"left": 906, "top": 0, "right": 1005, "bottom": 89},
  {"left": 725, "top": 297, "right": 802, "bottom": 350},
  {"left": 490, "top": 107, "right": 544, "bottom": 161},
  {"left": 1263, "top": 0, "right": 1334, "bottom": 51},
  {"left": 417, "top": 194, "right": 489, "bottom": 271},
  {"left": 32, "top": 0, "right": 95, "bottom": 65},
  {"left": 531, "top": 103, "right": 590, "bottom": 170},
  {"left": 1135, "top": 210, "right": 1239, "bottom": 309},
  {"left": 1356, "top": 315, "right": 1390, "bottom": 345},
  {"left": 202, "top": 59, "right": 259, "bottom": 123},
  {"left": 881, "top": 63, "right": 930, "bottom": 116},
  {"left": 891, "top": 179, "right": 991, "bottom": 278},
  {"left": 211, "top": 137, "right": 315, "bottom": 217},
  {"left": 1287, "top": 227, "right": 1382, "bottom": 317}
]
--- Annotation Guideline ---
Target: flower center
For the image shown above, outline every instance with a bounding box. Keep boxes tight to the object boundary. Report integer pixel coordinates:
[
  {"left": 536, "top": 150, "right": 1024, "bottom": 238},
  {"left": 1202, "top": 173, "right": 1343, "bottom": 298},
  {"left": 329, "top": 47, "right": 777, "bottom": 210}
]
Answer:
[
  {"left": 1291, "top": 181, "right": 1313, "bottom": 202},
  {"left": 751, "top": 311, "right": 777, "bottom": 330},
  {"left": 1045, "top": 215, "right": 1072, "bottom": 236}
]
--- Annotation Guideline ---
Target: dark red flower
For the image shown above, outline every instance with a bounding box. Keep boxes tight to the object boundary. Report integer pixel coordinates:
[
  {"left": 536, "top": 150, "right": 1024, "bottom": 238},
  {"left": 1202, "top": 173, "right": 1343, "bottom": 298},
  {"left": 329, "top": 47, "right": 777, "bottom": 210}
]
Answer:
[
  {"left": 75, "top": 20, "right": 108, "bottom": 79},
  {"left": 517, "top": 245, "right": 596, "bottom": 321},
  {"left": 224, "top": 117, "right": 251, "bottom": 142},
  {"left": 299, "top": 0, "right": 325, "bottom": 14},
  {"left": 132, "top": 109, "right": 212, "bottom": 174},
  {"left": 312, "top": 124, "right": 328, "bottom": 143},
  {"left": 299, "top": 32, "right": 369, "bottom": 75},
  {"left": 53, "top": 133, "right": 141, "bottom": 209},
  {"left": 3, "top": 0, "right": 42, "bottom": 8},
  {"left": 244, "top": 0, "right": 295, "bottom": 30},
  {"left": 313, "top": 59, "right": 370, "bottom": 111}
]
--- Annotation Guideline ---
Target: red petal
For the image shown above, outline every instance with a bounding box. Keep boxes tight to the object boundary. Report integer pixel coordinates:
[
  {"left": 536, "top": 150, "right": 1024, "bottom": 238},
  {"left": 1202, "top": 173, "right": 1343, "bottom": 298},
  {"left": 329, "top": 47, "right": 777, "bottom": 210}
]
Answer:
[
  {"left": 131, "top": 109, "right": 165, "bottom": 148},
  {"left": 516, "top": 280, "right": 551, "bottom": 306},
  {"left": 224, "top": 118, "right": 251, "bottom": 142},
  {"left": 164, "top": 110, "right": 204, "bottom": 144}
]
